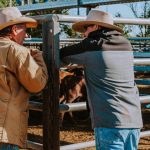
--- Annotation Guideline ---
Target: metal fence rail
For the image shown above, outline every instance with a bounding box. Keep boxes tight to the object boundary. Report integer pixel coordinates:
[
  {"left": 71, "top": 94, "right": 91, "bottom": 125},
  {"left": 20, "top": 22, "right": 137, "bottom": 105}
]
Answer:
[
  {"left": 134, "top": 66, "right": 150, "bottom": 72},
  {"left": 24, "top": 37, "right": 150, "bottom": 44},
  {"left": 134, "top": 52, "right": 150, "bottom": 58},
  {"left": 29, "top": 95, "right": 150, "bottom": 112},
  {"left": 134, "top": 58, "right": 150, "bottom": 65},
  {"left": 18, "top": 0, "right": 147, "bottom": 13},
  {"left": 24, "top": 38, "right": 150, "bottom": 52},
  {"left": 135, "top": 79, "right": 150, "bottom": 85}
]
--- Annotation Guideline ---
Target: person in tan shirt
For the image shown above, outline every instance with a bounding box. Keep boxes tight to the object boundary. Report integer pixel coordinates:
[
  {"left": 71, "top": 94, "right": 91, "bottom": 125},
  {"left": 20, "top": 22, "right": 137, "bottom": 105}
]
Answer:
[{"left": 0, "top": 7, "right": 48, "bottom": 149}]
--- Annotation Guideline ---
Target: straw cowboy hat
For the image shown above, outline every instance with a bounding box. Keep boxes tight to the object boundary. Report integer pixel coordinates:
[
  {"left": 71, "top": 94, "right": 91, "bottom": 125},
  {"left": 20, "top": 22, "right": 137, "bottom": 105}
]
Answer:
[
  {"left": 72, "top": 9, "right": 123, "bottom": 33},
  {"left": 0, "top": 7, "right": 37, "bottom": 30}
]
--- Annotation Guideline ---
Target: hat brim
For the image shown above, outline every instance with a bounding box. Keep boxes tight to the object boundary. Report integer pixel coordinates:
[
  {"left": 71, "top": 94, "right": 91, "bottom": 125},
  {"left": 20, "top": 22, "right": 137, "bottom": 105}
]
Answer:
[
  {"left": 72, "top": 21, "right": 123, "bottom": 33},
  {"left": 0, "top": 16, "right": 37, "bottom": 30}
]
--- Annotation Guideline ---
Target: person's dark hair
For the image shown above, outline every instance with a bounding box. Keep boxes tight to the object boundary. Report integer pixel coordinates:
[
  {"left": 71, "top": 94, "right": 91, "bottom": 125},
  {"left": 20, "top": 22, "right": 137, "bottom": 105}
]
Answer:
[{"left": 0, "top": 25, "right": 13, "bottom": 37}]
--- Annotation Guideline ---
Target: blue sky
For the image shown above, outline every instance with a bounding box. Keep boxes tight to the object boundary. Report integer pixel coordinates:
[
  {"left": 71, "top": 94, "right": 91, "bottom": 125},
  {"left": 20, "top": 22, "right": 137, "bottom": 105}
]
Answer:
[{"left": 69, "top": 1, "right": 146, "bottom": 18}]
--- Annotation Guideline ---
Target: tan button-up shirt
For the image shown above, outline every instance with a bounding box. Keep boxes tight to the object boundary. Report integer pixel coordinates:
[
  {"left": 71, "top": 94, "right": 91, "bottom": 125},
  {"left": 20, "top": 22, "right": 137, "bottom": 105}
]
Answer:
[{"left": 0, "top": 37, "right": 48, "bottom": 148}]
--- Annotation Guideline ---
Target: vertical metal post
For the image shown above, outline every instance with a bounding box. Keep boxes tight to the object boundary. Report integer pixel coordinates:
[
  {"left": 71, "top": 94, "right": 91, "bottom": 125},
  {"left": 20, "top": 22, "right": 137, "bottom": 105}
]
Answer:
[
  {"left": 77, "top": 0, "right": 81, "bottom": 15},
  {"left": 9, "top": 0, "right": 12, "bottom": 6},
  {"left": 27, "top": 0, "right": 30, "bottom": 5},
  {"left": 22, "top": 0, "right": 24, "bottom": 5},
  {"left": 86, "top": 8, "right": 91, "bottom": 15},
  {"left": 42, "top": 14, "right": 60, "bottom": 150}
]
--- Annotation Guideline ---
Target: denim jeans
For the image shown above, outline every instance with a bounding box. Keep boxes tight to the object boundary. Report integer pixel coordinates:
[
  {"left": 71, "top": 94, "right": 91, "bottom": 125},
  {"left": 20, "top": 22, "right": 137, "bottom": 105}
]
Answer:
[
  {"left": 0, "top": 144, "right": 19, "bottom": 150},
  {"left": 94, "top": 127, "right": 140, "bottom": 150}
]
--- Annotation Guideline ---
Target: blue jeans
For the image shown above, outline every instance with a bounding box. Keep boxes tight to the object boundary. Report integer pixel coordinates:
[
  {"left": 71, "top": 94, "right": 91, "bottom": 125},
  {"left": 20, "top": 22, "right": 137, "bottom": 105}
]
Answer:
[
  {"left": 0, "top": 144, "right": 19, "bottom": 150},
  {"left": 94, "top": 128, "right": 140, "bottom": 150}
]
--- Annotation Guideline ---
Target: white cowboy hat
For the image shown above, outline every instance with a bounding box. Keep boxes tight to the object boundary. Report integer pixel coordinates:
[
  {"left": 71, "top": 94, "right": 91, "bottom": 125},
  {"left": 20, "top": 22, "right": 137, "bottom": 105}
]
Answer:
[
  {"left": 72, "top": 9, "right": 123, "bottom": 33},
  {"left": 0, "top": 7, "right": 37, "bottom": 30}
]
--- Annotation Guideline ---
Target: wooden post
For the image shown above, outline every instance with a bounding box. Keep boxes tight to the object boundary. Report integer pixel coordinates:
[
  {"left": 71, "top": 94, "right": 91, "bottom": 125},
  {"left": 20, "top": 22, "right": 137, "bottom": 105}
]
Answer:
[{"left": 42, "top": 14, "right": 60, "bottom": 150}]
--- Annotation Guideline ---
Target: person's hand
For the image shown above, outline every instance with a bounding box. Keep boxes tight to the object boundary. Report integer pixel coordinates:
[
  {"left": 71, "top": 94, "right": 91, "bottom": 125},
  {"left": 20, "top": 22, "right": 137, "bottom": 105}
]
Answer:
[
  {"left": 30, "top": 49, "right": 44, "bottom": 65},
  {"left": 30, "top": 49, "right": 42, "bottom": 58}
]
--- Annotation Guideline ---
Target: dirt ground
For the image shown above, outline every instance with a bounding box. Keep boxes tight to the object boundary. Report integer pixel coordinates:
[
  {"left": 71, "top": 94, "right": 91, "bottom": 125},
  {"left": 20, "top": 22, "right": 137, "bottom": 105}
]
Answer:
[{"left": 28, "top": 108, "right": 150, "bottom": 150}]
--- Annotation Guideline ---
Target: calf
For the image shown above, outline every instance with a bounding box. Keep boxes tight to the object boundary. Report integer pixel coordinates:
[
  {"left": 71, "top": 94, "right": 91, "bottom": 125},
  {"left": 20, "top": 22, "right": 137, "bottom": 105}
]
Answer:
[{"left": 59, "top": 68, "right": 87, "bottom": 127}]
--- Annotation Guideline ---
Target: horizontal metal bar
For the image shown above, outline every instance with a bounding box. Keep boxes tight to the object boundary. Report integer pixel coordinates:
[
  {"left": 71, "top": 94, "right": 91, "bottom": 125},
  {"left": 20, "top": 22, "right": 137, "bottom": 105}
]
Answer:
[
  {"left": 145, "top": 104, "right": 150, "bottom": 109},
  {"left": 60, "top": 140, "right": 95, "bottom": 150},
  {"left": 24, "top": 38, "right": 82, "bottom": 44},
  {"left": 81, "top": 0, "right": 148, "bottom": 6},
  {"left": 135, "top": 79, "right": 150, "bottom": 85},
  {"left": 60, "top": 102, "right": 87, "bottom": 112},
  {"left": 57, "top": 15, "right": 86, "bottom": 23},
  {"left": 29, "top": 101, "right": 42, "bottom": 111},
  {"left": 29, "top": 96, "right": 150, "bottom": 112},
  {"left": 129, "top": 37, "right": 150, "bottom": 41},
  {"left": 140, "top": 96, "right": 150, "bottom": 104},
  {"left": 134, "top": 52, "right": 150, "bottom": 58},
  {"left": 114, "top": 18, "right": 150, "bottom": 25},
  {"left": 134, "top": 58, "right": 150, "bottom": 65},
  {"left": 18, "top": 0, "right": 148, "bottom": 13},
  {"left": 134, "top": 66, "right": 150, "bottom": 72},
  {"left": 27, "top": 140, "right": 42, "bottom": 150},
  {"left": 24, "top": 38, "right": 42, "bottom": 44},
  {"left": 29, "top": 101, "right": 87, "bottom": 112},
  {"left": 31, "top": 14, "right": 150, "bottom": 25},
  {"left": 24, "top": 37, "right": 150, "bottom": 44},
  {"left": 18, "top": 0, "right": 78, "bottom": 13},
  {"left": 140, "top": 130, "right": 150, "bottom": 138},
  {"left": 57, "top": 15, "right": 150, "bottom": 25}
]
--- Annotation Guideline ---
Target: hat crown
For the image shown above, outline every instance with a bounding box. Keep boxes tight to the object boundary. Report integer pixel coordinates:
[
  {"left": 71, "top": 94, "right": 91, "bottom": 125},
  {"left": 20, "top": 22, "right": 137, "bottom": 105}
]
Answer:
[
  {"left": 0, "top": 7, "right": 22, "bottom": 25},
  {"left": 72, "top": 10, "right": 123, "bottom": 33},
  {"left": 86, "top": 10, "right": 114, "bottom": 25},
  {"left": 0, "top": 7, "right": 37, "bottom": 30}
]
